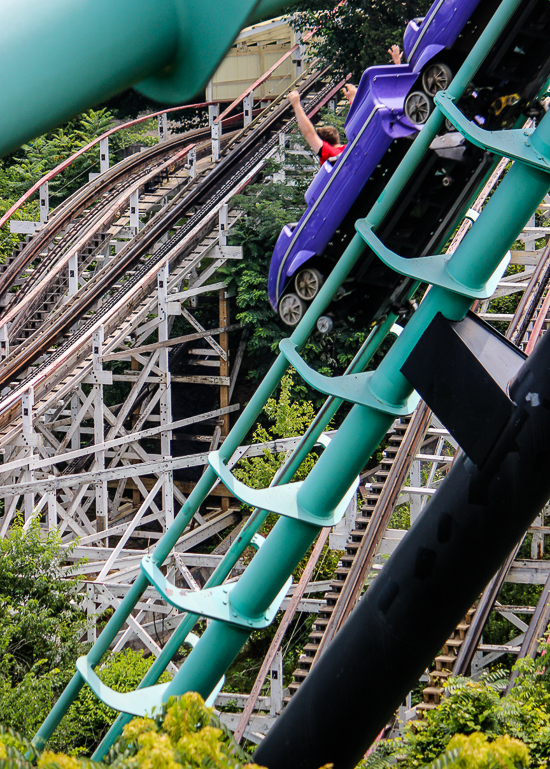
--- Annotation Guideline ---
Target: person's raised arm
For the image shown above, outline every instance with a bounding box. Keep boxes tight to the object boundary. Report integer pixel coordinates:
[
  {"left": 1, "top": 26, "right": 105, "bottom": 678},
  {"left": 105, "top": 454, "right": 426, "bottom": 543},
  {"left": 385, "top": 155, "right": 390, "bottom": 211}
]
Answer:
[
  {"left": 288, "top": 90, "right": 323, "bottom": 154},
  {"left": 342, "top": 83, "right": 357, "bottom": 106},
  {"left": 388, "top": 44, "right": 403, "bottom": 65}
]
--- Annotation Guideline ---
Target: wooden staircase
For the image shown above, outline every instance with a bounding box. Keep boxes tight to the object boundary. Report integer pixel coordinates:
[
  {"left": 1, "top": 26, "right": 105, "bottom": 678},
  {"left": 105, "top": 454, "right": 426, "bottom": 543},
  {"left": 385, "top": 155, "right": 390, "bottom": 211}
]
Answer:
[
  {"left": 287, "top": 418, "right": 412, "bottom": 699},
  {"left": 417, "top": 608, "right": 476, "bottom": 714}
]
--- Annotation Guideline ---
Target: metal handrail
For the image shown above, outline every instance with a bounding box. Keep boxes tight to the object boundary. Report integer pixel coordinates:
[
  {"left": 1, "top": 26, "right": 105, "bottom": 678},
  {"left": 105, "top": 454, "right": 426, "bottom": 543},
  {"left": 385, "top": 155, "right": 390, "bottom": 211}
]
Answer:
[{"left": 0, "top": 100, "right": 229, "bottom": 231}]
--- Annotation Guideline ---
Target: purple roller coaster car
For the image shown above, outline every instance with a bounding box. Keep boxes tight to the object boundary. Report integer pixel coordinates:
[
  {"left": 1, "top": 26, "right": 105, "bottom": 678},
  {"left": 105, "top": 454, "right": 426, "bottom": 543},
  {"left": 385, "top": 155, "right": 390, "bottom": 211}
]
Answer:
[{"left": 268, "top": 0, "right": 482, "bottom": 326}]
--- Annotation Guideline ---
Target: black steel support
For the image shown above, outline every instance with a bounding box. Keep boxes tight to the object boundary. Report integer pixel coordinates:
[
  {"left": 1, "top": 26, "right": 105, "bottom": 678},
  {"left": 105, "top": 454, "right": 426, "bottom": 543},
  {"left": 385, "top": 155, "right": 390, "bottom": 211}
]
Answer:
[{"left": 254, "top": 329, "right": 550, "bottom": 769}]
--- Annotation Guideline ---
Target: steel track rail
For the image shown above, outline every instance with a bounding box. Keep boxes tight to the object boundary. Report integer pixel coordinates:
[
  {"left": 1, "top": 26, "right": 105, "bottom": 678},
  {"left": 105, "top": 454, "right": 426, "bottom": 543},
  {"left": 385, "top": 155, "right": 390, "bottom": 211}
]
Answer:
[
  {"left": 0, "top": 128, "right": 214, "bottom": 304},
  {"left": 1, "top": 61, "right": 326, "bottom": 333},
  {"left": 6, "top": 147, "right": 197, "bottom": 343},
  {"left": 0, "top": 69, "right": 336, "bottom": 427},
  {"left": 0, "top": 102, "right": 262, "bottom": 320}
]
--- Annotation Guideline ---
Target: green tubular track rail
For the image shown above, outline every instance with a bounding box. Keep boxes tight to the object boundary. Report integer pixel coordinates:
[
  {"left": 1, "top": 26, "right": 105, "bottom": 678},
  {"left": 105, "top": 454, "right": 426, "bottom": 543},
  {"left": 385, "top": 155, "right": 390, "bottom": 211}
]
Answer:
[{"left": 31, "top": 0, "right": 550, "bottom": 758}]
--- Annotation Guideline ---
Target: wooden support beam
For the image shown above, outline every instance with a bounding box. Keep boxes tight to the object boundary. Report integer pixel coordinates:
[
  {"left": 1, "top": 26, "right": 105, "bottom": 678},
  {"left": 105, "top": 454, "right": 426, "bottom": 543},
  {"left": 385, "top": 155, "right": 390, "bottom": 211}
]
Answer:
[
  {"left": 219, "top": 288, "right": 230, "bottom": 512},
  {"left": 100, "top": 324, "right": 241, "bottom": 362}
]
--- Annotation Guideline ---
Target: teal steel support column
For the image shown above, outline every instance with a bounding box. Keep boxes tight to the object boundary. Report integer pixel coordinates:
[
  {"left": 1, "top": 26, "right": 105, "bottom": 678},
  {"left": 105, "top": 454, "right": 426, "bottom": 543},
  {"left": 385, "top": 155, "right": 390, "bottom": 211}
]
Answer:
[
  {"left": 167, "top": 103, "right": 550, "bottom": 706},
  {"left": 0, "top": 0, "right": 293, "bottom": 157},
  {"left": 32, "top": 208, "right": 368, "bottom": 753},
  {"left": 140, "top": 0, "right": 527, "bottom": 705},
  {"left": 92, "top": 313, "right": 398, "bottom": 760}
]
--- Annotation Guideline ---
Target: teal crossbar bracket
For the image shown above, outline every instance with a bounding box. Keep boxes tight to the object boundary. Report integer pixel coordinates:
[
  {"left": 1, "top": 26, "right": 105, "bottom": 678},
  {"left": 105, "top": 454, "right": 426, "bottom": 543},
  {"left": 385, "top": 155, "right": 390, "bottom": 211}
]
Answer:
[
  {"left": 142, "top": 555, "right": 291, "bottom": 628},
  {"left": 208, "top": 451, "right": 359, "bottom": 527},
  {"left": 76, "top": 631, "right": 223, "bottom": 717},
  {"left": 435, "top": 92, "right": 550, "bottom": 172},
  {"left": 356, "top": 220, "right": 510, "bottom": 298},
  {"left": 91, "top": 315, "right": 397, "bottom": 761},
  {"left": 35, "top": 0, "right": 529, "bottom": 753},
  {"left": 76, "top": 658, "right": 170, "bottom": 717},
  {"left": 279, "top": 338, "right": 420, "bottom": 416}
]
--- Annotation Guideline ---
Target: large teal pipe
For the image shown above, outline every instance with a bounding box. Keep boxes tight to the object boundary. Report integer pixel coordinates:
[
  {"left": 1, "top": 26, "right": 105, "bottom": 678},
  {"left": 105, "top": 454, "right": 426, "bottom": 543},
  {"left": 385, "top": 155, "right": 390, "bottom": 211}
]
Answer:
[
  {"left": 0, "top": 0, "right": 176, "bottom": 158},
  {"left": 0, "top": 0, "right": 290, "bottom": 157},
  {"left": 32, "top": 172, "right": 369, "bottom": 753},
  {"left": 156, "top": 0, "right": 525, "bottom": 705}
]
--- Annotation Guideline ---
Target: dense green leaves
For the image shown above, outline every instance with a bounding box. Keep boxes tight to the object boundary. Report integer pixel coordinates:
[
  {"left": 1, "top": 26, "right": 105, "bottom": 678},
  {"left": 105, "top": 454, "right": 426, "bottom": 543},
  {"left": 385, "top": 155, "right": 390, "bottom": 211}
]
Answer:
[
  {"left": 364, "top": 648, "right": 550, "bottom": 768},
  {"left": 0, "top": 521, "right": 172, "bottom": 755},
  {"left": 0, "top": 520, "right": 86, "bottom": 741},
  {"left": 234, "top": 370, "right": 318, "bottom": 496},
  {"left": 292, "top": 1, "right": 433, "bottom": 82}
]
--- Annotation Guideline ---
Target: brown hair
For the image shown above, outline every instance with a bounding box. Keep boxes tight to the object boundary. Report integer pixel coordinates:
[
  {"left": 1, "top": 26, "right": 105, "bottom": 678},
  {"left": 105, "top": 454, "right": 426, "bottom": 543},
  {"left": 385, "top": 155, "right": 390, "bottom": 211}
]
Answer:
[{"left": 317, "top": 125, "right": 340, "bottom": 146}]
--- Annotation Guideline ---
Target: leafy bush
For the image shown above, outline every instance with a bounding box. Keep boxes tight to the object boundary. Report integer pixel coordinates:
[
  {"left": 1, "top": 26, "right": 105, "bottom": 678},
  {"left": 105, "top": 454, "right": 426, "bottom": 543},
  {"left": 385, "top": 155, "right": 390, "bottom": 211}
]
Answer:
[
  {"left": 424, "top": 732, "right": 529, "bottom": 769},
  {"left": 233, "top": 370, "right": 318, "bottom": 499},
  {"left": 364, "top": 648, "right": 550, "bottom": 768},
  {"left": 0, "top": 519, "right": 85, "bottom": 686},
  {"left": 0, "top": 520, "right": 173, "bottom": 757},
  {"left": 0, "top": 694, "right": 264, "bottom": 769},
  {"left": 0, "top": 519, "right": 86, "bottom": 741}
]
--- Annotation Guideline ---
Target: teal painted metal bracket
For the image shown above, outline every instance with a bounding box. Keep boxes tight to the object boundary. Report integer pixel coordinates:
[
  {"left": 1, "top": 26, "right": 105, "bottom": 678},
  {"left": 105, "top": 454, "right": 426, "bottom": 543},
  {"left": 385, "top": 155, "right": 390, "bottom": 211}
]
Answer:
[
  {"left": 356, "top": 220, "right": 510, "bottom": 298},
  {"left": 279, "top": 338, "right": 420, "bottom": 416},
  {"left": 208, "top": 451, "right": 358, "bottom": 527},
  {"left": 141, "top": 555, "right": 291, "bottom": 629},
  {"left": 75, "top": 632, "right": 223, "bottom": 716},
  {"left": 435, "top": 91, "right": 550, "bottom": 172},
  {"left": 76, "top": 657, "right": 170, "bottom": 717}
]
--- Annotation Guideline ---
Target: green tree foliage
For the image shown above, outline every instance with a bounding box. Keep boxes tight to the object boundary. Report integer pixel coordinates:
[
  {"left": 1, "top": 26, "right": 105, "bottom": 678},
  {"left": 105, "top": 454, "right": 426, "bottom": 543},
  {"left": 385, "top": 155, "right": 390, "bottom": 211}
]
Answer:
[
  {"left": 0, "top": 109, "right": 157, "bottom": 264},
  {"left": 0, "top": 519, "right": 86, "bottom": 740},
  {"left": 0, "top": 519, "right": 85, "bottom": 685},
  {"left": 224, "top": 157, "right": 314, "bottom": 382},
  {"left": 0, "top": 694, "right": 264, "bottom": 769},
  {"left": 0, "top": 520, "right": 171, "bottom": 755},
  {"left": 292, "top": 0, "right": 433, "bottom": 82},
  {"left": 234, "top": 370, "right": 318, "bottom": 495},
  {"left": 364, "top": 649, "right": 550, "bottom": 768},
  {"left": 424, "top": 732, "right": 529, "bottom": 769}
]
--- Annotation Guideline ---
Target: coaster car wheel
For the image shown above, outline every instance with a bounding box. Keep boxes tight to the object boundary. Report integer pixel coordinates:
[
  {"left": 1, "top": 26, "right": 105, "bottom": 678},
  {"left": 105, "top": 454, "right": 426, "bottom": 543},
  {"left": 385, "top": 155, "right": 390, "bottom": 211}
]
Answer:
[
  {"left": 422, "top": 62, "right": 453, "bottom": 96},
  {"left": 405, "top": 91, "right": 433, "bottom": 125},
  {"left": 295, "top": 267, "right": 323, "bottom": 301},
  {"left": 279, "top": 293, "right": 306, "bottom": 326}
]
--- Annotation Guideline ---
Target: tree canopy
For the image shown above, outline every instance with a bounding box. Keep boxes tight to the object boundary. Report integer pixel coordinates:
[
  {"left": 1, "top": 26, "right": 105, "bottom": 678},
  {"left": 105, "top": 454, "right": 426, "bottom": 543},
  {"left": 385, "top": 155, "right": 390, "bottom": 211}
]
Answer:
[{"left": 292, "top": 0, "right": 433, "bottom": 81}]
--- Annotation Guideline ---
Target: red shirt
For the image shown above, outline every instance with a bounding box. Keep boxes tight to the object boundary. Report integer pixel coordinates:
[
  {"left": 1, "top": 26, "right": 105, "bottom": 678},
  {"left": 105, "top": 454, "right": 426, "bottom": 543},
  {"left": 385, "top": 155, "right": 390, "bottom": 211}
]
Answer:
[{"left": 318, "top": 141, "right": 346, "bottom": 164}]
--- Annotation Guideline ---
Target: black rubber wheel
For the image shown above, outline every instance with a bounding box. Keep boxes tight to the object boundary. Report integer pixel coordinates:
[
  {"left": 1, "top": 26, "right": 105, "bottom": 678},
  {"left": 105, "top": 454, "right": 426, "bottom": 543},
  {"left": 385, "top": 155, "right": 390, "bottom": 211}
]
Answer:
[
  {"left": 404, "top": 91, "right": 432, "bottom": 125},
  {"left": 279, "top": 293, "right": 306, "bottom": 326},
  {"left": 422, "top": 62, "right": 453, "bottom": 96}
]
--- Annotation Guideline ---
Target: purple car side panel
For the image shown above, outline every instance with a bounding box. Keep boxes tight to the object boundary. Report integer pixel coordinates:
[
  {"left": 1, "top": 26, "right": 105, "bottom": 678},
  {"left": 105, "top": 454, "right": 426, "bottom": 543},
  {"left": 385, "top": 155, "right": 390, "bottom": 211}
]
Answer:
[
  {"left": 304, "top": 160, "right": 338, "bottom": 207},
  {"left": 268, "top": 67, "right": 418, "bottom": 310},
  {"left": 346, "top": 65, "right": 418, "bottom": 140},
  {"left": 403, "top": 0, "right": 482, "bottom": 70},
  {"left": 413, "top": 44, "right": 446, "bottom": 74},
  {"left": 268, "top": 0, "right": 485, "bottom": 315}
]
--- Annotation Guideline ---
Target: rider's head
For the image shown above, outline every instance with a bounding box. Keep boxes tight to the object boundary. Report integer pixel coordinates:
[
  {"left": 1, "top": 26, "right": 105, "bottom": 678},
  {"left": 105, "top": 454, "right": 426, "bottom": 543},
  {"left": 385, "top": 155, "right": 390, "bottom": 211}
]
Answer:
[{"left": 317, "top": 125, "right": 340, "bottom": 146}]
